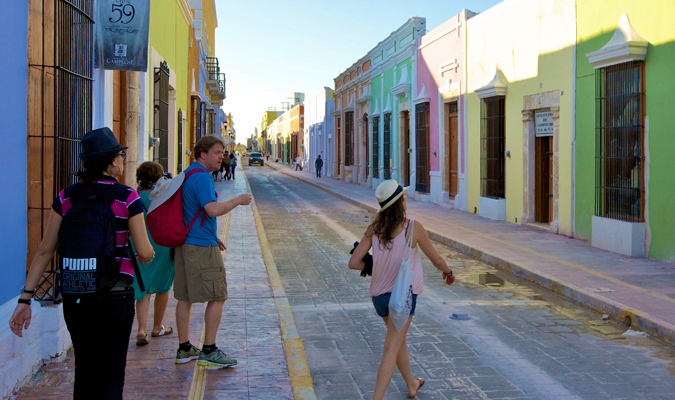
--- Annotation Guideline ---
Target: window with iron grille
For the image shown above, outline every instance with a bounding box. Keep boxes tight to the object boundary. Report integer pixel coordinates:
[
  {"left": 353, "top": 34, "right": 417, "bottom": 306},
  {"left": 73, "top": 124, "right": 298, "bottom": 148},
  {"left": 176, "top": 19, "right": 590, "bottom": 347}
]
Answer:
[
  {"left": 345, "top": 111, "right": 354, "bottom": 166},
  {"left": 191, "top": 95, "right": 201, "bottom": 152},
  {"left": 383, "top": 113, "right": 392, "bottom": 180},
  {"left": 594, "top": 61, "right": 644, "bottom": 222},
  {"left": 336, "top": 117, "right": 341, "bottom": 167},
  {"left": 372, "top": 116, "right": 380, "bottom": 179},
  {"left": 415, "top": 102, "right": 430, "bottom": 193},
  {"left": 200, "top": 102, "right": 207, "bottom": 137},
  {"left": 153, "top": 61, "right": 170, "bottom": 171},
  {"left": 480, "top": 97, "right": 505, "bottom": 199},
  {"left": 27, "top": 0, "right": 94, "bottom": 301}
]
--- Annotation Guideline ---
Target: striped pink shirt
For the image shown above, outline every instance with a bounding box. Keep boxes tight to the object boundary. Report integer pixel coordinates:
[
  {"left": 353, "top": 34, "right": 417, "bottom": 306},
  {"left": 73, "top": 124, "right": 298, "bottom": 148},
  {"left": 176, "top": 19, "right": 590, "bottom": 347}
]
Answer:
[{"left": 53, "top": 177, "right": 143, "bottom": 277}]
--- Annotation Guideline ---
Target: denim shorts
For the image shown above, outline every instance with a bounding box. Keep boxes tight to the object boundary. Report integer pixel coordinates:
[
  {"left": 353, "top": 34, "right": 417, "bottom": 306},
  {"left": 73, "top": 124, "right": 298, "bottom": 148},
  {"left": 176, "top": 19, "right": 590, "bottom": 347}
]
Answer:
[{"left": 372, "top": 292, "right": 418, "bottom": 318}]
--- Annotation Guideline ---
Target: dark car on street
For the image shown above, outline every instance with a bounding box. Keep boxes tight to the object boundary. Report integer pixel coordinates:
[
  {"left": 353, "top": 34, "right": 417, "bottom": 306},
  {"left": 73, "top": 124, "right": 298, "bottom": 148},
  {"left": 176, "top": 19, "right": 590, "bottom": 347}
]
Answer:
[{"left": 248, "top": 151, "right": 264, "bottom": 166}]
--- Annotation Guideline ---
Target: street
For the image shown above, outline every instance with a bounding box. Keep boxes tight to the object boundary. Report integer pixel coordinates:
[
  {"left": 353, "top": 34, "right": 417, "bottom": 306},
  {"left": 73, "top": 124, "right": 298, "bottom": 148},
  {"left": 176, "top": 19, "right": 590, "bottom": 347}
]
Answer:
[{"left": 246, "top": 164, "right": 675, "bottom": 400}]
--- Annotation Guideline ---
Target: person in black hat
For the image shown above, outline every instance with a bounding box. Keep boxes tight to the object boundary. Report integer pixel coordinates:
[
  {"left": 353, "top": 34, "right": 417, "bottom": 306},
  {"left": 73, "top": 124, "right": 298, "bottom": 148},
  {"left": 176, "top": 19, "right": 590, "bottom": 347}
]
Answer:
[{"left": 9, "top": 127, "right": 156, "bottom": 400}]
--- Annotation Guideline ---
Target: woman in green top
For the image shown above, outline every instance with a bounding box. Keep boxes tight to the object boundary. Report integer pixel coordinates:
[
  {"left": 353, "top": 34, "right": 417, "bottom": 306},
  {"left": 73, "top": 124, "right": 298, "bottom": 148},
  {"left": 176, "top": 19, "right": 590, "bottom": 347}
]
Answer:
[{"left": 134, "top": 161, "right": 176, "bottom": 345}]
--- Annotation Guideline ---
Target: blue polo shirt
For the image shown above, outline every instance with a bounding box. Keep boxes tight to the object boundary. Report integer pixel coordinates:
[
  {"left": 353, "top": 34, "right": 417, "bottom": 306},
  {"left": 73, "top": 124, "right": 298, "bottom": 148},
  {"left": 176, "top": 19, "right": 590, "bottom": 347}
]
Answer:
[{"left": 181, "top": 162, "right": 218, "bottom": 246}]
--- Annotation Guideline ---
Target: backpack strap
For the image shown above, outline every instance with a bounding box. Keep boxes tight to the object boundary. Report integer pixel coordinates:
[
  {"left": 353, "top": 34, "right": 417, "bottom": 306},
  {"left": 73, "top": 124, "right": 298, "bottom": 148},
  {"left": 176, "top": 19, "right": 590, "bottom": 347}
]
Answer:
[{"left": 182, "top": 167, "right": 208, "bottom": 231}]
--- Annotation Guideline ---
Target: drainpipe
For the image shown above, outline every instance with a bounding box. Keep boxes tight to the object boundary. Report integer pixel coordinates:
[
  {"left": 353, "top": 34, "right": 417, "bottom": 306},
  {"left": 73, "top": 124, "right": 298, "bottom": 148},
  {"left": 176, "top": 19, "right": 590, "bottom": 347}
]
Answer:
[{"left": 570, "top": 12, "right": 577, "bottom": 237}]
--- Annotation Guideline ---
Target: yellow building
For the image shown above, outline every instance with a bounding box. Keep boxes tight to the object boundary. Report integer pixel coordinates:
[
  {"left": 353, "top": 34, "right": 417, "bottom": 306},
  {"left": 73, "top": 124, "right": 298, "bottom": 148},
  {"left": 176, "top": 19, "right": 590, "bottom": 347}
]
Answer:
[{"left": 466, "top": 0, "right": 575, "bottom": 235}]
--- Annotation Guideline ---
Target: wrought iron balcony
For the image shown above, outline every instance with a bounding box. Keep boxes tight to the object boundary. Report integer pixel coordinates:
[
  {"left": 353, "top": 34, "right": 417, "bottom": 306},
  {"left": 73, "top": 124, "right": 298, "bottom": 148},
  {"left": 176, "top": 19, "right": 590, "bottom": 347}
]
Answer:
[{"left": 206, "top": 56, "right": 221, "bottom": 92}]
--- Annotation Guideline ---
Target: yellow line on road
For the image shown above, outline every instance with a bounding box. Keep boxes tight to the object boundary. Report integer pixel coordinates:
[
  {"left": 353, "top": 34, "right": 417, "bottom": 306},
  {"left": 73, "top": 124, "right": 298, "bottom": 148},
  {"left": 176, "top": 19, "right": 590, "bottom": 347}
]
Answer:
[{"left": 247, "top": 176, "right": 317, "bottom": 400}]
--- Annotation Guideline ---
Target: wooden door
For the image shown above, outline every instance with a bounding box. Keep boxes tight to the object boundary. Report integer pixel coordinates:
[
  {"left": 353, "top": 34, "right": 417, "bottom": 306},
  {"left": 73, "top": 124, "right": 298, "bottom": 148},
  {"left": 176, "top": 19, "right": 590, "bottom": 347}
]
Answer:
[
  {"left": 112, "top": 70, "right": 126, "bottom": 182},
  {"left": 535, "top": 136, "right": 552, "bottom": 223},
  {"left": 448, "top": 111, "right": 458, "bottom": 198},
  {"left": 403, "top": 111, "right": 410, "bottom": 186}
]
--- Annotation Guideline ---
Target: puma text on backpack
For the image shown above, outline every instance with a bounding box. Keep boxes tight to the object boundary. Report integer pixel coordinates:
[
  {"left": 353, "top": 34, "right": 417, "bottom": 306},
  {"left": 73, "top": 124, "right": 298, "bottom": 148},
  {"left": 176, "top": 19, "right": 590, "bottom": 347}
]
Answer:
[
  {"left": 145, "top": 168, "right": 207, "bottom": 248},
  {"left": 58, "top": 184, "right": 129, "bottom": 295}
]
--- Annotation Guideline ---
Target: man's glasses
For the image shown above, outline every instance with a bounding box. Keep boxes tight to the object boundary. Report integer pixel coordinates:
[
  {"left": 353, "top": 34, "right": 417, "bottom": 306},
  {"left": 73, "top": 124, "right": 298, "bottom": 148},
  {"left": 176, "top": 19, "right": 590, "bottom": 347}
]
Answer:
[{"left": 117, "top": 151, "right": 127, "bottom": 161}]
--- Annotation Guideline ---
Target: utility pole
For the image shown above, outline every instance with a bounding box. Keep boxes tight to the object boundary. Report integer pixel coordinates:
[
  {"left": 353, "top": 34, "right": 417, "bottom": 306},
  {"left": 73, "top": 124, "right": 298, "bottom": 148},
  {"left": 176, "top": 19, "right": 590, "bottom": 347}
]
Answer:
[{"left": 125, "top": 71, "right": 141, "bottom": 187}]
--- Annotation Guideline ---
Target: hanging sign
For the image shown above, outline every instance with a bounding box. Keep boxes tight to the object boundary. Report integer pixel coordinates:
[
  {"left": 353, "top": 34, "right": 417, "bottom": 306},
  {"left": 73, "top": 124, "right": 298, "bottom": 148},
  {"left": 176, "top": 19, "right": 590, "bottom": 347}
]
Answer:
[
  {"left": 535, "top": 110, "right": 554, "bottom": 137},
  {"left": 95, "top": 0, "right": 151, "bottom": 72}
]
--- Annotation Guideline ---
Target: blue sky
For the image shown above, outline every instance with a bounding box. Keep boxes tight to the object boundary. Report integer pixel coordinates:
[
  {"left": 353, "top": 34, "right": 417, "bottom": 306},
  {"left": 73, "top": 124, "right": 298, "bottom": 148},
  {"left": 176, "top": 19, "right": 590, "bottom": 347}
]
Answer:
[{"left": 215, "top": 0, "right": 503, "bottom": 144}]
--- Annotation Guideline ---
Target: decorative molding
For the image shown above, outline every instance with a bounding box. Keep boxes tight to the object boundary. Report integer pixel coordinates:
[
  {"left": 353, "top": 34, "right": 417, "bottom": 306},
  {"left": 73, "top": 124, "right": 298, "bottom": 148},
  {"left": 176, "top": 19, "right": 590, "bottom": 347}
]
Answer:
[
  {"left": 331, "top": 98, "right": 342, "bottom": 116},
  {"left": 586, "top": 13, "right": 648, "bottom": 69},
  {"left": 413, "top": 83, "right": 430, "bottom": 104},
  {"left": 391, "top": 65, "right": 411, "bottom": 97},
  {"left": 344, "top": 94, "right": 355, "bottom": 112},
  {"left": 440, "top": 58, "right": 459, "bottom": 76},
  {"left": 370, "top": 99, "right": 380, "bottom": 117},
  {"left": 382, "top": 95, "right": 392, "bottom": 114},
  {"left": 475, "top": 66, "right": 507, "bottom": 99},
  {"left": 357, "top": 85, "right": 371, "bottom": 104}
]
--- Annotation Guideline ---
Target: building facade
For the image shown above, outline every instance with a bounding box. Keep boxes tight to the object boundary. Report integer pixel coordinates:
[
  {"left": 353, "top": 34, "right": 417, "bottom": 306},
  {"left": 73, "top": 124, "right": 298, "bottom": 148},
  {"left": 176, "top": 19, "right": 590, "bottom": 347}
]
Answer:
[
  {"left": 304, "top": 87, "right": 335, "bottom": 177},
  {"left": 575, "top": 1, "right": 675, "bottom": 260},
  {"left": 415, "top": 10, "right": 473, "bottom": 210},
  {"left": 465, "top": 0, "right": 576, "bottom": 234}
]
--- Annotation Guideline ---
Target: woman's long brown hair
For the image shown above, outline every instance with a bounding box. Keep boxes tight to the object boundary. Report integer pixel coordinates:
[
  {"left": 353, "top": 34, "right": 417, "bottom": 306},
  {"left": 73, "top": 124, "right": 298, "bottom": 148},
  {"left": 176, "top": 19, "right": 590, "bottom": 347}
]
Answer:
[{"left": 368, "top": 197, "right": 406, "bottom": 250}]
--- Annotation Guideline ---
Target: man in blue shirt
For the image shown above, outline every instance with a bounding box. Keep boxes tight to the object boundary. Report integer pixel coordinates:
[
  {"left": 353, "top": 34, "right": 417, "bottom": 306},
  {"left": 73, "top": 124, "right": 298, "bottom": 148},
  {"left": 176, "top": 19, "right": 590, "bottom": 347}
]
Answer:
[{"left": 173, "top": 136, "right": 252, "bottom": 367}]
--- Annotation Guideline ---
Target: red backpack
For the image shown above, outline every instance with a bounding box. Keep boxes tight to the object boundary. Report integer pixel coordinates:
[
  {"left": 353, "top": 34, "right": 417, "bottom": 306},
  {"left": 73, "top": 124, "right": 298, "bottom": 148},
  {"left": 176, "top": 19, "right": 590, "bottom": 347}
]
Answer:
[{"left": 145, "top": 168, "right": 207, "bottom": 248}]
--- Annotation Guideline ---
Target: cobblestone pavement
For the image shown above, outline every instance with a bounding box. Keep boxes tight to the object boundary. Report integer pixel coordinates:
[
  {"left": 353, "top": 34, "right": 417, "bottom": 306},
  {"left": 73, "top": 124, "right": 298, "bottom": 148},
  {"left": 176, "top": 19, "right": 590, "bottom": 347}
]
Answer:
[{"left": 248, "top": 165, "right": 675, "bottom": 400}]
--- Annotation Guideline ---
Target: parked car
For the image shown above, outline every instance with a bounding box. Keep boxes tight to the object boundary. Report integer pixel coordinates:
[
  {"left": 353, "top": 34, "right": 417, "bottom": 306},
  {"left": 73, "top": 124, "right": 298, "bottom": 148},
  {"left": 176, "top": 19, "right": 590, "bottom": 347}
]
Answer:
[
  {"left": 242, "top": 152, "right": 250, "bottom": 157},
  {"left": 248, "top": 152, "right": 264, "bottom": 166}
]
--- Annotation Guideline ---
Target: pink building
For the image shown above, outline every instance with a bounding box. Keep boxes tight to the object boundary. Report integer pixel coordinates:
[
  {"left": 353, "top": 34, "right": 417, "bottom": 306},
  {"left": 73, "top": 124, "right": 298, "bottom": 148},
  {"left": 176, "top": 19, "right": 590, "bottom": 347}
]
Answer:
[{"left": 415, "top": 10, "right": 475, "bottom": 210}]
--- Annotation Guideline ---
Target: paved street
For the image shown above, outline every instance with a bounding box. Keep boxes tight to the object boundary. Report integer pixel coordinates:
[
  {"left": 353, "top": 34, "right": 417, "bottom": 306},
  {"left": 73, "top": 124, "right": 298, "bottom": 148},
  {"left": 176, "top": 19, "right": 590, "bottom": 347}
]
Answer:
[
  {"left": 13, "top": 164, "right": 675, "bottom": 399},
  {"left": 249, "top": 164, "right": 675, "bottom": 400}
]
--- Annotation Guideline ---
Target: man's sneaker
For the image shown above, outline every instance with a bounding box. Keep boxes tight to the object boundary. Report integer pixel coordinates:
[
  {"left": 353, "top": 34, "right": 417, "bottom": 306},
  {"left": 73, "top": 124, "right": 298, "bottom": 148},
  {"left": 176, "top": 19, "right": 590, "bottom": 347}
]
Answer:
[
  {"left": 197, "top": 348, "right": 237, "bottom": 367},
  {"left": 175, "top": 345, "right": 200, "bottom": 364}
]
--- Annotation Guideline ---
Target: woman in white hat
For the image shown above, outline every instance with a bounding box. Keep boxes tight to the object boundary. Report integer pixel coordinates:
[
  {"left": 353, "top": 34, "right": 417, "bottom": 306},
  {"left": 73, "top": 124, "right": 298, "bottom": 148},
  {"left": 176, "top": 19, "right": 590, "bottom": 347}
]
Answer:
[{"left": 349, "top": 179, "right": 455, "bottom": 399}]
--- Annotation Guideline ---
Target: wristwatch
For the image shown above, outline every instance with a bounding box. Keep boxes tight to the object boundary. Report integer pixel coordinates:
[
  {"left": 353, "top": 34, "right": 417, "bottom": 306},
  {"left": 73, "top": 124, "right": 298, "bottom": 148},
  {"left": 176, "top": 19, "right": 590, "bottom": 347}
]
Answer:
[
  {"left": 18, "top": 298, "right": 32, "bottom": 305},
  {"left": 21, "top": 286, "right": 36, "bottom": 295}
]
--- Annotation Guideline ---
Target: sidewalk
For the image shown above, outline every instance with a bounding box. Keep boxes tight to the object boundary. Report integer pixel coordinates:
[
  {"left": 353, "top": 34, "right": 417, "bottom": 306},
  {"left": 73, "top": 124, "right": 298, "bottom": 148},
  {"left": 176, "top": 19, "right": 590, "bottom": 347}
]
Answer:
[
  {"left": 13, "top": 173, "right": 313, "bottom": 400},
  {"left": 268, "top": 162, "right": 675, "bottom": 347}
]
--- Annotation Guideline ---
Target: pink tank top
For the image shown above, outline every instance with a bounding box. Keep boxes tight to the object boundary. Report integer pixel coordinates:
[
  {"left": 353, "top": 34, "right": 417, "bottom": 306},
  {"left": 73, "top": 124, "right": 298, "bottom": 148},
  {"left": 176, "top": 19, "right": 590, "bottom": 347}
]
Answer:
[{"left": 370, "top": 220, "right": 424, "bottom": 297}]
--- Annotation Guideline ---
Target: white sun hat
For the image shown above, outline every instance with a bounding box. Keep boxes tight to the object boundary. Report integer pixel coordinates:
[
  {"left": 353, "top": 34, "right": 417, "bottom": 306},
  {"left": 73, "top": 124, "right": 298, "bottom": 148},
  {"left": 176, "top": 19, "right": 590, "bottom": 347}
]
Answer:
[
  {"left": 375, "top": 179, "right": 409, "bottom": 212},
  {"left": 147, "top": 173, "right": 186, "bottom": 214}
]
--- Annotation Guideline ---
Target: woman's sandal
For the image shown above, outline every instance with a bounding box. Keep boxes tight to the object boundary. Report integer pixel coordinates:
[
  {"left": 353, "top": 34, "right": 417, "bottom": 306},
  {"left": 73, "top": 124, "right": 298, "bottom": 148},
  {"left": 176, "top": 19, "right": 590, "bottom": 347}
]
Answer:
[
  {"left": 136, "top": 335, "right": 149, "bottom": 346},
  {"left": 151, "top": 325, "right": 174, "bottom": 337},
  {"left": 407, "top": 377, "right": 425, "bottom": 399}
]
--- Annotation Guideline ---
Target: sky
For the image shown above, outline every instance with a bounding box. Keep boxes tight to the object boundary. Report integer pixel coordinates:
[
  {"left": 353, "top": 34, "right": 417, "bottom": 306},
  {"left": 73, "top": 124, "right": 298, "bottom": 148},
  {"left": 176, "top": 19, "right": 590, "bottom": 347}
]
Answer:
[{"left": 215, "top": 0, "right": 503, "bottom": 144}]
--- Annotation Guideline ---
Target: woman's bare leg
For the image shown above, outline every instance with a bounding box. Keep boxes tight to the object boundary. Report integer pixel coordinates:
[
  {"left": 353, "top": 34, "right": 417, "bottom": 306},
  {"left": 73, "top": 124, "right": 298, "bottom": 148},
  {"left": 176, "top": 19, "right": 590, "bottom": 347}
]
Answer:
[
  {"left": 152, "top": 292, "right": 170, "bottom": 334},
  {"left": 372, "top": 316, "right": 413, "bottom": 400},
  {"left": 136, "top": 294, "right": 151, "bottom": 337}
]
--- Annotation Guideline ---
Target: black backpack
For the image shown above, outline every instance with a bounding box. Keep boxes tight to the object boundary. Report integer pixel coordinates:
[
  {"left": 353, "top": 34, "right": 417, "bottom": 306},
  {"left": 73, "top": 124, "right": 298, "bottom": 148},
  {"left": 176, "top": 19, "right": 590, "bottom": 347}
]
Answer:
[{"left": 57, "top": 183, "right": 130, "bottom": 295}]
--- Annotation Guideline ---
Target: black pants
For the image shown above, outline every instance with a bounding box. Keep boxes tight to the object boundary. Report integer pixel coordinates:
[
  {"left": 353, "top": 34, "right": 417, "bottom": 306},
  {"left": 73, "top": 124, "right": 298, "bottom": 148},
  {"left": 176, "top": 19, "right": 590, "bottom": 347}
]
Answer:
[
  {"left": 63, "top": 289, "right": 135, "bottom": 400},
  {"left": 231, "top": 165, "right": 236, "bottom": 179}
]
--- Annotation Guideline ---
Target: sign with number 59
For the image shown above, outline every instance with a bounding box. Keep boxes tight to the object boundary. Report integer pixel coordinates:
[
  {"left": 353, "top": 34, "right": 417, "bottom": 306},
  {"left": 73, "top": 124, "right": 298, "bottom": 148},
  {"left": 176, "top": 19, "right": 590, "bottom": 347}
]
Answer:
[{"left": 95, "top": 0, "right": 150, "bottom": 72}]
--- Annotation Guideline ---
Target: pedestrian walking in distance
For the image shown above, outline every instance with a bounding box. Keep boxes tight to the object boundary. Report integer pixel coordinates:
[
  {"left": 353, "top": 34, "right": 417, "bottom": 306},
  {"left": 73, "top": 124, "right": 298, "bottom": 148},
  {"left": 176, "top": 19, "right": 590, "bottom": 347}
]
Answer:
[
  {"left": 173, "top": 136, "right": 252, "bottom": 368},
  {"left": 348, "top": 179, "right": 455, "bottom": 400},
  {"left": 295, "top": 155, "right": 303, "bottom": 171},
  {"left": 315, "top": 154, "right": 323, "bottom": 177},
  {"left": 9, "top": 127, "right": 156, "bottom": 400}
]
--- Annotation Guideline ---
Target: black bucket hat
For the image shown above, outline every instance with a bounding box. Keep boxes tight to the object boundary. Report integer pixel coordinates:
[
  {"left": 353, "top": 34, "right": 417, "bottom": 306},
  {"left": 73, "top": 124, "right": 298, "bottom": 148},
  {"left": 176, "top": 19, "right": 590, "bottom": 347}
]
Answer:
[{"left": 80, "top": 127, "right": 128, "bottom": 161}]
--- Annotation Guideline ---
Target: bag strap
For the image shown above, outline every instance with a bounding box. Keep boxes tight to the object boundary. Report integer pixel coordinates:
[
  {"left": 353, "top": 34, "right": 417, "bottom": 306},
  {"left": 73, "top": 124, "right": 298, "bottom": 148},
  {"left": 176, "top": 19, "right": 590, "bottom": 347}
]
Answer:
[
  {"left": 127, "top": 239, "right": 146, "bottom": 292},
  {"left": 402, "top": 220, "right": 414, "bottom": 262}
]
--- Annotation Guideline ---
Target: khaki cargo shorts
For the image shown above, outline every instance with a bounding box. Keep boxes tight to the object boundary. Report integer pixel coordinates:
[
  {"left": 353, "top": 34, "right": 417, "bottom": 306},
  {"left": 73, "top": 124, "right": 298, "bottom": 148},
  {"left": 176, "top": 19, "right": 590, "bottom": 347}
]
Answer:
[{"left": 174, "top": 244, "right": 228, "bottom": 303}]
